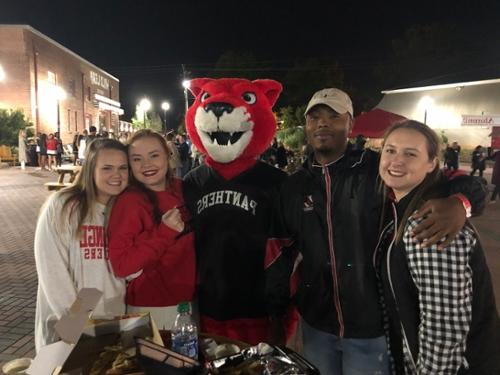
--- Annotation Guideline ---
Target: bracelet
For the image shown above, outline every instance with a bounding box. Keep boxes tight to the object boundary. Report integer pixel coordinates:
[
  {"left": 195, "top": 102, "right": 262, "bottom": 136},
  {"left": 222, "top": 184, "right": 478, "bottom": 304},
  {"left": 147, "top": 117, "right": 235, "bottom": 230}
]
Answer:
[{"left": 452, "top": 193, "right": 472, "bottom": 218}]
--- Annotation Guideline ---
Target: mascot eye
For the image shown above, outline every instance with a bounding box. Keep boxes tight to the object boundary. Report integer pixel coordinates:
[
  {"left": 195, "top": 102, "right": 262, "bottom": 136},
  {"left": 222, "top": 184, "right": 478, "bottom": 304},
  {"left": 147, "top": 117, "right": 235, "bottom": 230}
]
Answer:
[
  {"left": 242, "top": 92, "right": 257, "bottom": 104},
  {"left": 200, "top": 92, "right": 210, "bottom": 102}
]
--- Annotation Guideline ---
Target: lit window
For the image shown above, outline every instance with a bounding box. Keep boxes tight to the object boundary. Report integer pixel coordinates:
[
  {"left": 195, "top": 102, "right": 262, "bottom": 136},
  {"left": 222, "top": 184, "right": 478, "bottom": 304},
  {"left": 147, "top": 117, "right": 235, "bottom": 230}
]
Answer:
[{"left": 48, "top": 71, "right": 56, "bottom": 84}]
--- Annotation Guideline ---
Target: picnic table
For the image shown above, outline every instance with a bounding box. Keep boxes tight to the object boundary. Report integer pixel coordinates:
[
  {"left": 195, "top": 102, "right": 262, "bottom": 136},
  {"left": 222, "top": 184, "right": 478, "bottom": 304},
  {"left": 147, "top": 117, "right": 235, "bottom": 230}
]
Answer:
[{"left": 45, "top": 165, "right": 82, "bottom": 191}]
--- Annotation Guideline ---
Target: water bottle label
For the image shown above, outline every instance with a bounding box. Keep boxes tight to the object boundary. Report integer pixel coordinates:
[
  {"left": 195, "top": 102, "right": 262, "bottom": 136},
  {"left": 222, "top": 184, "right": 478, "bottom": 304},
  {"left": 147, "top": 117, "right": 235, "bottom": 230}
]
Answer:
[{"left": 172, "top": 337, "right": 198, "bottom": 359}]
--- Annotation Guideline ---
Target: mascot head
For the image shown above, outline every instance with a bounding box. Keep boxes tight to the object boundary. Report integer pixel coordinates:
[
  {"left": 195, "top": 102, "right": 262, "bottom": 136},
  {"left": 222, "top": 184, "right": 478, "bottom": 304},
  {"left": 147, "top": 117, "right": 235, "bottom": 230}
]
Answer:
[{"left": 186, "top": 78, "right": 282, "bottom": 179}]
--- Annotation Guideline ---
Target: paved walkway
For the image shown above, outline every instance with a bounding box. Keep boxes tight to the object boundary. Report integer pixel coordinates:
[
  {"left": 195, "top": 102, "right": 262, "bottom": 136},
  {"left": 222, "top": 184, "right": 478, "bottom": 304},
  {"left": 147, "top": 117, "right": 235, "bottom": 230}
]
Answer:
[{"left": 0, "top": 164, "right": 499, "bottom": 370}]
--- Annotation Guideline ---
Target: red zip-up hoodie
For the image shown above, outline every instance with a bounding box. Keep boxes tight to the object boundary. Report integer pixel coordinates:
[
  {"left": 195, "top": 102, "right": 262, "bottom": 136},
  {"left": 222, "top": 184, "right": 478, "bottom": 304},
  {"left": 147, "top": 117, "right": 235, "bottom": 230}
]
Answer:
[{"left": 108, "top": 178, "right": 195, "bottom": 307}]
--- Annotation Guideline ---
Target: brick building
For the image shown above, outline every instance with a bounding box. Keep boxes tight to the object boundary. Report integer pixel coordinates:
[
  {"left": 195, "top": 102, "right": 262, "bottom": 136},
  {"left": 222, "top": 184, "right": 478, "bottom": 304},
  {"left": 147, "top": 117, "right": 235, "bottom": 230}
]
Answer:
[{"left": 0, "top": 25, "right": 123, "bottom": 144}]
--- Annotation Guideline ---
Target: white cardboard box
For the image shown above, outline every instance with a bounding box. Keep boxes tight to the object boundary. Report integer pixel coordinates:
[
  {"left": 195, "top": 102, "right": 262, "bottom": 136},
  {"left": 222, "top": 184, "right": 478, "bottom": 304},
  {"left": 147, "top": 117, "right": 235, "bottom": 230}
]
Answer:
[{"left": 27, "top": 288, "right": 162, "bottom": 375}]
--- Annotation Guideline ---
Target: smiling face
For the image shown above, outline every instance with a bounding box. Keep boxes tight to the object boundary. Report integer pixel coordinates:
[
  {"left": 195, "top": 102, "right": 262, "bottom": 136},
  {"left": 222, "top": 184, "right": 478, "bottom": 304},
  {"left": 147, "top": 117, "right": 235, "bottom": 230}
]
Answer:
[
  {"left": 129, "top": 136, "right": 169, "bottom": 191},
  {"left": 305, "top": 105, "right": 352, "bottom": 164},
  {"left": 379, "top": 127, "right": 438, "bottom": 201},
  {"left": 94, "top": 149, "right": 129, "bottom": 204}
]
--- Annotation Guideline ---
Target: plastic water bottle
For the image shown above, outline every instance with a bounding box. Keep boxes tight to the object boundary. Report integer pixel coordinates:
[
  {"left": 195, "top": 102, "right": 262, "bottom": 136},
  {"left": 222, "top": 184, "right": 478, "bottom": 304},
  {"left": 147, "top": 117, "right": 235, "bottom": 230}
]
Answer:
[{"left": 171, "top": 302, "right": 198, "bottom": 359}]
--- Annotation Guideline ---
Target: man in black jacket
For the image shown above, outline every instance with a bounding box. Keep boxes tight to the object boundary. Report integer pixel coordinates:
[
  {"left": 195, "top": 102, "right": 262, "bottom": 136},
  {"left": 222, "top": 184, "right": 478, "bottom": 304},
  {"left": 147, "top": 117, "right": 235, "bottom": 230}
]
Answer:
[{"left": 266, "top": 88, "right": 481, "bottom": 374}]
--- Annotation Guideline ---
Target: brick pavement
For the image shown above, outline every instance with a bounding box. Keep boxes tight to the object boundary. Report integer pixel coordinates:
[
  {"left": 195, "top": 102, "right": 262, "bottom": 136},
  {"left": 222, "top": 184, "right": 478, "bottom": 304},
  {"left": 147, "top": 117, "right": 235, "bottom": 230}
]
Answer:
[
  {"left": 0, "top": 167, "right": 52, "bottom": 369},
  {"left": 0, "top": 164, "right": 499, "bottom": 371}
]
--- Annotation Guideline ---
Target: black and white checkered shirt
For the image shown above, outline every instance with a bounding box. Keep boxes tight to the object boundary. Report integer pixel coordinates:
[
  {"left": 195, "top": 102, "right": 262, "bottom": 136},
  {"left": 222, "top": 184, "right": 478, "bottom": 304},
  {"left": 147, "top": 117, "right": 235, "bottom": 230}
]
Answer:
[{"left": 401, "top": 217, "right": 474, "bottom": 374}]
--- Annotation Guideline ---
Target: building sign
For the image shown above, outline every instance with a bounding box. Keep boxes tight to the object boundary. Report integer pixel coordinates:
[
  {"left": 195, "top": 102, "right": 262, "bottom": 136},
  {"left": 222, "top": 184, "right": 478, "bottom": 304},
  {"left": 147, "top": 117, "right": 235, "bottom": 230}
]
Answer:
[
  {"left": 89, "top": 71, "right": 109, "bottom": 90},
  {"left": 461, "top": 114, "right": 500, "bottom": 126}
]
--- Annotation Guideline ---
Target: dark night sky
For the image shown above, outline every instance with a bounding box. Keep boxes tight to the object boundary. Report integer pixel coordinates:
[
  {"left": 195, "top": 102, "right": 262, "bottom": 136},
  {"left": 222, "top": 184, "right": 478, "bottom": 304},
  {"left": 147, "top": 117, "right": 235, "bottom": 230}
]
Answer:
[{"left": 1, "top": 0, "right": 500, "bottom": 122}]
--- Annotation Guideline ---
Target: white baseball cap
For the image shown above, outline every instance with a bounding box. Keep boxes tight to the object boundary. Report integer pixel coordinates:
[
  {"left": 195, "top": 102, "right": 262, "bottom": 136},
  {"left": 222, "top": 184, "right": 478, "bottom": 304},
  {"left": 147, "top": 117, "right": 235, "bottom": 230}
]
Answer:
[{"left": 305, "top": 88, "right": 353, "bottom": 117}]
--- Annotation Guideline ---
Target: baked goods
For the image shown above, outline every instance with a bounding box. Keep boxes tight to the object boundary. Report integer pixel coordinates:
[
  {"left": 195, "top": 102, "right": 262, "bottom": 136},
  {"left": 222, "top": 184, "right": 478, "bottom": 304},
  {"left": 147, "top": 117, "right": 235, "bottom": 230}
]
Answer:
[{"left": 89, "top": 345, "right": 140, "bottom": 375}]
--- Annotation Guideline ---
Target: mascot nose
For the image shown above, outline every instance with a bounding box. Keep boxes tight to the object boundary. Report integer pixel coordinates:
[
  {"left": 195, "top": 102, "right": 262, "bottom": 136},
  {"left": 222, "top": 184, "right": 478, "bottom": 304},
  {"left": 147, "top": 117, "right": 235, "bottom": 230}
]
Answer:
[{"left": 204, "top": 102, "right": 234, "bottom": 119}]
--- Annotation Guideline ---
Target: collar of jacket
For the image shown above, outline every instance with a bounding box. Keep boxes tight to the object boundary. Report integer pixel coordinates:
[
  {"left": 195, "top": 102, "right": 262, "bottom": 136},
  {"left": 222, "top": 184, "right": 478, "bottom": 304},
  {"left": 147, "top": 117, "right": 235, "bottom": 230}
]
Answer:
[{"left": 303, "top": 143, "right": 367, "bottom": 174}]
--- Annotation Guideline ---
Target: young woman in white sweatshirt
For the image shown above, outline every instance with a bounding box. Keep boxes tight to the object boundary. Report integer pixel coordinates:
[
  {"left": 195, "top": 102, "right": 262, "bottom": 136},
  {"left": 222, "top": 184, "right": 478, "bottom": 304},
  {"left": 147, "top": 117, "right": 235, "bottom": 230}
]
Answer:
[{"left": 34, "top": 138, "right": 129, "bottom": 352}]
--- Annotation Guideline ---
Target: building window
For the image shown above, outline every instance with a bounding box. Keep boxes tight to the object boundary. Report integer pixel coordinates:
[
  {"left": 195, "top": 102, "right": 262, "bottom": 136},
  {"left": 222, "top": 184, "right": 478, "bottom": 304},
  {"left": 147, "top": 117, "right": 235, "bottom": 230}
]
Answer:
[
  {"left": 68, "top": 80, "right": 76, "bottom": 97},
  {"left": 74, "top": 111, "right": 78, "bottom": 131},
  {"left": 87, "top": 87, "right": 91, "bottom": 101},
  {"left": 48, "top": 71, "right": 56, "bottom": 84},
  {"left": 67, "top": 109, "right": 71, "bottom": 131}
]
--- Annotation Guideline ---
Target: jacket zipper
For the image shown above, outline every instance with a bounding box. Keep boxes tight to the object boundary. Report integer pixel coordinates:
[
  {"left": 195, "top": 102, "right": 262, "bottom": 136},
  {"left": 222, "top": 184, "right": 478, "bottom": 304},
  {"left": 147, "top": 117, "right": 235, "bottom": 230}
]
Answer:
[
  {"left": 323, "top": 166, "right": 345, "bottom": 337},
  {"left": 386, "top": 203, "right": 418, "bottom": 372}
]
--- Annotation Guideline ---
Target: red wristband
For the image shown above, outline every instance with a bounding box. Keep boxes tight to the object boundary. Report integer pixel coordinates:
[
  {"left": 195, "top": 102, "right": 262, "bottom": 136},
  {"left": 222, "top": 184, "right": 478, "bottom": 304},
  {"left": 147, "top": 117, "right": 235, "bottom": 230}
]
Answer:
[{"left": 452, "top": 193, "right": 472, "bottom": 218}]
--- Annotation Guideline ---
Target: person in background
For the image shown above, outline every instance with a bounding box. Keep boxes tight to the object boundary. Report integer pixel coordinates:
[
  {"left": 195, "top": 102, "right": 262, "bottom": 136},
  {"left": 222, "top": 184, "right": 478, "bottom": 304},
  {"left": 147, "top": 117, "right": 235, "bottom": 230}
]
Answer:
[
  {"left": 488, "top": 149, "right": 500, "bottom": 203},
  {"left": 72, "top": 133, "right": 80, "bottom": 165},
  {"left": 54, "top": 132, "right": 63, "bottom": 167},
  {"left": 46, "top": 133, "right": 57, "bottom": 171},
  {"left": 166, "top": 132, "right": 181, "bottom": 176},
  {"left": 376, "top": 120, "right": 499, "bottom": 374},
  {"left": 18, "top": 129, "right": 27, "bottom": 170},
  {"left": 38, "top": 133, "right": 48, "bottom": 170},
  {"left": 445, "top": 141, "right": 461, "bottom": 170},
  {"left": 78, "top": 129, "right": 89, "bottom": 163},
  {"left": 276, "top": 141, "right": 288, "bottom": 170},
  {"left": 470, "top": 145, "right": 486, "bottom": 177},
  {"left": 176, "top": 134, "right": 191, "bottom": 178},
  {"left": 34, "top": 138, "right": 129, "bottom": 352},
  {"left": 108, "top": 129, "right": 196, "bottom": 329},
  {"left": 353, "top": 134, "right": 367, "bottom": 150},
  {"left": 266, "top": 88, "right": 484, "bottom": 375}
]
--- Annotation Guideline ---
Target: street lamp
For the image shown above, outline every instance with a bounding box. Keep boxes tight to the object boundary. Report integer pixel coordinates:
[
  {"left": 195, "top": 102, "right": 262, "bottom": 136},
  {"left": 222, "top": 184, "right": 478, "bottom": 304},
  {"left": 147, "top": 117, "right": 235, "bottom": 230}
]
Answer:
[
  {"left": 182, "top": 80, "right": 190, "bottom": 115},
  {"left": 161, "top": 101, "right": 170, "bottom": 132},
  {"left": 139, "top": 98, "right": 151, "bottom": 128}
]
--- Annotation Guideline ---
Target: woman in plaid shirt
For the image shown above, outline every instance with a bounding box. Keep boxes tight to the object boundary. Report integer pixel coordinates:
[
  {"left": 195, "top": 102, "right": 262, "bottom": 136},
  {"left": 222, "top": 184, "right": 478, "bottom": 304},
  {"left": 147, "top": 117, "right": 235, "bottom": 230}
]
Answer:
[{"left": 376, "top": 120, "right": 499, "bottom": 374}]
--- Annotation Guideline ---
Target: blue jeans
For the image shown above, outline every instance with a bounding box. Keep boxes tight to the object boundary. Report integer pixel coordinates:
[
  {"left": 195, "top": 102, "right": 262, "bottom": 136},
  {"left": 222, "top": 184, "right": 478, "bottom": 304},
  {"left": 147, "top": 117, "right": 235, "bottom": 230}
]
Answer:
[{"left": 302, "top": 319, "right": 390, "bottom": 375}]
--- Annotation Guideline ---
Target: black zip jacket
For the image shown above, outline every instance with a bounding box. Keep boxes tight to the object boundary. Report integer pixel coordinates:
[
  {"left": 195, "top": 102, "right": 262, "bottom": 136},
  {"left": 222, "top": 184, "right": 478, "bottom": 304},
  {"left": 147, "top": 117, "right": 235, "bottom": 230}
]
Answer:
[
  {"left": 267, "top": 145, "right": 385, "bottom": 338},
  {"left": 266, "top": 144, "right": 487, "bottom": 339},
  {"left": 376, "top": 187, "right": 499, "bottom": 374}
]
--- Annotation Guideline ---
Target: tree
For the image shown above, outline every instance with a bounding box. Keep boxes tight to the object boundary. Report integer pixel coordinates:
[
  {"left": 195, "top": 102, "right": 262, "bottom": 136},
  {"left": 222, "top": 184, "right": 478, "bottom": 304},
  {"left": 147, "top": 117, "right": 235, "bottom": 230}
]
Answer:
[
  {"left": 0, "top": 109, "right": 33, "bottom": 146},
  {"left": 278, "top": 105, "right": 306, "bottom": 129},
  {"left": 130, "top": 105, "right": 162, "bottom": 132}
]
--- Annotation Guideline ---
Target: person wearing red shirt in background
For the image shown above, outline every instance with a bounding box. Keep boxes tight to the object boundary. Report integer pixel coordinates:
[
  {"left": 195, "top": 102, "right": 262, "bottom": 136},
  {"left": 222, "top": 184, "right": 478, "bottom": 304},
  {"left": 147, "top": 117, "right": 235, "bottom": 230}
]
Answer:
[
  {"left": 46, "top": 133, "right": 58, "bottom": 171},
  {"left": 108, "top": 129, "right": 195, "bottom": 330}
]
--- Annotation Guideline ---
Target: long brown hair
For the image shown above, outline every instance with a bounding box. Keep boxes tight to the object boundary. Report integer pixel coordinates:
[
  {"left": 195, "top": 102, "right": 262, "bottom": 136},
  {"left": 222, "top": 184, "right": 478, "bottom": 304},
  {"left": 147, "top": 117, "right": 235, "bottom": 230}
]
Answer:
[
  {"left": 59, "top": 138, "right": 128, "bottom": 235},
  {"left": 380, "top": 120, "right": 442, "bottom": 242},
  {"left": 127, "top": 129, "right": 174, "bottom": 224}
]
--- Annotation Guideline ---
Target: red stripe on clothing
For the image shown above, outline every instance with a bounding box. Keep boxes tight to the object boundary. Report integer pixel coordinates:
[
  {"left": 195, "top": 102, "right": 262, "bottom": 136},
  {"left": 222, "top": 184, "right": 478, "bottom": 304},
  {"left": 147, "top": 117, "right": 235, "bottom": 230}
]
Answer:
[
  {"left": 200, "top": 309, "right": 299, "bottom": 346},
  {"left": 265, "top": 238, "right": 294, "bottom": 269}
]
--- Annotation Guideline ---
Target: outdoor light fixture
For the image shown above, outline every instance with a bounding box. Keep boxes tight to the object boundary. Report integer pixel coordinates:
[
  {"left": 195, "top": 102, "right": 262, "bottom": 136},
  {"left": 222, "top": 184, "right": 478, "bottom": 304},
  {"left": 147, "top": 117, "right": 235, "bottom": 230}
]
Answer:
[
  {"left": 55, "top": 86, "right": 66, "bottom": 135},
  {"left": 182, "top": 80, "right": 191, "bottom": 115},
  {"left": 418, "top": 96, "right": 434, "bottom": 125},
  {"left": 161, "top": 101, "right": 170, "bottom": 132},
  {"left": 139, "top": 98, "right": 152, "bottom": 127}
]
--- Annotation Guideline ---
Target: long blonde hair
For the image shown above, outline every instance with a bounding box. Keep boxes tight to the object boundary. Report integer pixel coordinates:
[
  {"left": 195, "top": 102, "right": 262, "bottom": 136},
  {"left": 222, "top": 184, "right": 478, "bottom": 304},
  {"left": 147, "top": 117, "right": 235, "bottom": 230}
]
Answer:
[{"left": 59, "top": 138, "right": 128, "bottom": 235}]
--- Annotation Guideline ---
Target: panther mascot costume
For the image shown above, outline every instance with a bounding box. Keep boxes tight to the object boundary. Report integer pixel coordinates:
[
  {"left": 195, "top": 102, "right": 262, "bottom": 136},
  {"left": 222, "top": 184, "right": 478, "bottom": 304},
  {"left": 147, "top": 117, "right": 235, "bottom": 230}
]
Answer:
[{"left": 183, "top": 78, "right": 295, "bottom": 344}]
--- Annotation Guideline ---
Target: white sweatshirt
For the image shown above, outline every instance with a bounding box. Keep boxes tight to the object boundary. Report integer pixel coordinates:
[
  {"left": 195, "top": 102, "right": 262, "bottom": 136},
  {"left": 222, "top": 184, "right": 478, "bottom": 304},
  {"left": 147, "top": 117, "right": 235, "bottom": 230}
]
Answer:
[{"left": 34, "top": 193, "right": 126, "bottom": 352}]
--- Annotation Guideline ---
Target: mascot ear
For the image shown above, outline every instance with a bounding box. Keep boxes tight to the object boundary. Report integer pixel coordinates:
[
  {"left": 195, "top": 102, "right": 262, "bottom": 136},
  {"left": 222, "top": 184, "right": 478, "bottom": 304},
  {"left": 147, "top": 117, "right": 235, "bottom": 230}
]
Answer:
[
  {"left": 188, "top": 78, "right": 214, "bottom": 98},
  {"left": 252, "top": 79, "right": 283, "bottom": 107}
]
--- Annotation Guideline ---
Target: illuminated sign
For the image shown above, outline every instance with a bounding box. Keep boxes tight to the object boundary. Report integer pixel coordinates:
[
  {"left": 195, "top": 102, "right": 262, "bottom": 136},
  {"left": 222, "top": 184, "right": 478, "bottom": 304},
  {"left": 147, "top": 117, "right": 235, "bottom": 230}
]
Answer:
[
  {"left": 461, "top": 115, "right": 500, "bottom": 126},
  {"left": 89, "top": 71, "right": 109, "bottom": 90}
]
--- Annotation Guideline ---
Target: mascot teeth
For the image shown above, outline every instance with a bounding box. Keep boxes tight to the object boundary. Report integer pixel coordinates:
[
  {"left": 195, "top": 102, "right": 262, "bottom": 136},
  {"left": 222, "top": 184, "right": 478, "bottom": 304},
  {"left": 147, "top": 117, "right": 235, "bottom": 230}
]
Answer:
[
  {"left": 208, "top": 131, "right": 244, "bottom": 146},
  {"left": 194, "top": 106, "right": 254, "bottom": 163}
]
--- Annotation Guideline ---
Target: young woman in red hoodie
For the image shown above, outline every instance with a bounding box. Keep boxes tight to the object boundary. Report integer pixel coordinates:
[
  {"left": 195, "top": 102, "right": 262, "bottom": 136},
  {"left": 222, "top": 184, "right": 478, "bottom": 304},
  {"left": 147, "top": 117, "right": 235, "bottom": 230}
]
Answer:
[{"left": 108, "top": 129, "right": 195, "bottom": 329}]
